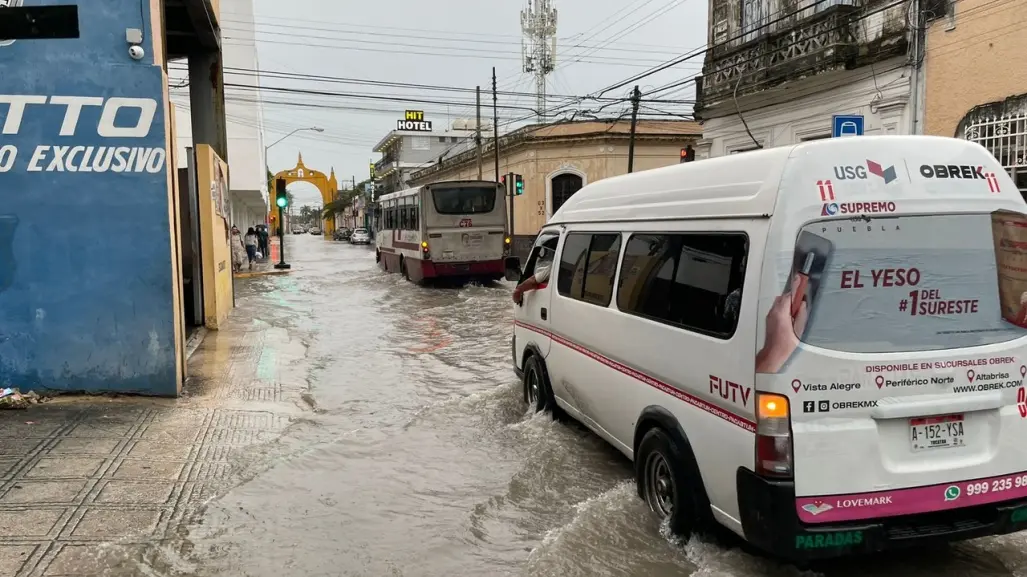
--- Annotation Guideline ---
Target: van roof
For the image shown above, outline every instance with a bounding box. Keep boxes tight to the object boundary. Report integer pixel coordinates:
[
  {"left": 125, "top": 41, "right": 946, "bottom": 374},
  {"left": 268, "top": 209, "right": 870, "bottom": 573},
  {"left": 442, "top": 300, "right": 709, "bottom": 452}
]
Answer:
[{"left": 547, "top": 136, "right": 1014, "bottom": 225}]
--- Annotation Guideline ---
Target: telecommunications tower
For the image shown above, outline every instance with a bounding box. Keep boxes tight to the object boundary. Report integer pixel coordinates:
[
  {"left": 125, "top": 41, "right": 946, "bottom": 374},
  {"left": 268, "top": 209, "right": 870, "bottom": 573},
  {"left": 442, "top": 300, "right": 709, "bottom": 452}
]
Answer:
[{"left": 521, "top": 0, "right": 557, "bottom": 123}]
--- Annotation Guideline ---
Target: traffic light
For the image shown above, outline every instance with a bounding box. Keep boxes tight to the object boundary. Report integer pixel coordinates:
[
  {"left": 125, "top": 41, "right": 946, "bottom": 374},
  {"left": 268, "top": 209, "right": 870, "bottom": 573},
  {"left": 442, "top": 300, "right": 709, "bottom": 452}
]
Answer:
[
  {"left": 680, "top": 145, "right": 696, "bottom": 163},
  {"left": 275, "top": 178, "right": 288, "bottom": 208},
  {"left": 514, "top": 174, "right": 524, "bottom": 195}
]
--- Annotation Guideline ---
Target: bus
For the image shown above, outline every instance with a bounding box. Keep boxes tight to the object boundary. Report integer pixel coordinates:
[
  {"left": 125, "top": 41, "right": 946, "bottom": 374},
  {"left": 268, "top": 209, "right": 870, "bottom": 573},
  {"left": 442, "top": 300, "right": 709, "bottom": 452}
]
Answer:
[{"left": 375, "top": 180, "right": 514, "bottom": 284}]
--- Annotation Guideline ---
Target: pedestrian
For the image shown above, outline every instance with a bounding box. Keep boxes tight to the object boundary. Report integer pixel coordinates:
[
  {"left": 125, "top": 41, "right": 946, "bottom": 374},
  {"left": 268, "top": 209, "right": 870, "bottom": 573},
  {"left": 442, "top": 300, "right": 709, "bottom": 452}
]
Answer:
[
  {"left": 244, "top": 227, "right": 259, "bottom": 270},
  {"left": 257, "top": 225, "right": 269, "bottom": 259},
  {"left": 230, "top": 225, "right": 246, "bottom": 273}
]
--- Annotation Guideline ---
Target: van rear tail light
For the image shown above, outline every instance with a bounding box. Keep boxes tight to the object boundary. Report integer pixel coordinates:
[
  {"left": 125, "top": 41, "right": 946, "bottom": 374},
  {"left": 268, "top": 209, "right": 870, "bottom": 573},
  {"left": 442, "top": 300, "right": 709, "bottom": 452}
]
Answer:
[{"left": 755, "top": 393, "right": 793, "bottom": 479}]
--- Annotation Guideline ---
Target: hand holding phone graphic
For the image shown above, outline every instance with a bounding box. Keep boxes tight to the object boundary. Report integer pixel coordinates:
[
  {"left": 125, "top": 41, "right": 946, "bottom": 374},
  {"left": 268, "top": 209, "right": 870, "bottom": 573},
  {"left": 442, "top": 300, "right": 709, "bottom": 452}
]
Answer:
[{"left": 756, "top": 231, "right": 833, "bottom": 374}]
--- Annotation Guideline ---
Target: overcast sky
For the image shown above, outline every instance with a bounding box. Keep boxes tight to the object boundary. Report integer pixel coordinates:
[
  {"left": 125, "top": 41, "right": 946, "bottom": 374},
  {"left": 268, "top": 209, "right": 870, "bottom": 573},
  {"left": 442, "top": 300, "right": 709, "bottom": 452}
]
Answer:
[{"left": 193, "top": 0, "right": 706, "bottom": 206}]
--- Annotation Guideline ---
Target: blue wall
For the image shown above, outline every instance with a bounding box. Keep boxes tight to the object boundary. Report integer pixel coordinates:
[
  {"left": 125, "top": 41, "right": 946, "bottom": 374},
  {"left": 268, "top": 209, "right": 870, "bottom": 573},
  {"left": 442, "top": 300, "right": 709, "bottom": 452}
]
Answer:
[{"left": 0, "top": 1, "right": 178, "bottom": 395}]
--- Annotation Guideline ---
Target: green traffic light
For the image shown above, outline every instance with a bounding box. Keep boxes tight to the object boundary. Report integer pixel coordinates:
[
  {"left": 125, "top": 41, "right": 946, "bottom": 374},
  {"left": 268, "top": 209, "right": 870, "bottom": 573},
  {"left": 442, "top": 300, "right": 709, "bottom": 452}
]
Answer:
[{"left": 276, "top": 195, "right": 287, "bottom": 208}]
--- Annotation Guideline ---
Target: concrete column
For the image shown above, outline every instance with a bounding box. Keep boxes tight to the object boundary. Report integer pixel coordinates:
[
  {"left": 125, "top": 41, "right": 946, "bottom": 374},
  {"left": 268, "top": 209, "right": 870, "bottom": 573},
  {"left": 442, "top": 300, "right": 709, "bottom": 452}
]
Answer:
[{"left": 188, "top": 51, "right": 229, "bottom": 162}]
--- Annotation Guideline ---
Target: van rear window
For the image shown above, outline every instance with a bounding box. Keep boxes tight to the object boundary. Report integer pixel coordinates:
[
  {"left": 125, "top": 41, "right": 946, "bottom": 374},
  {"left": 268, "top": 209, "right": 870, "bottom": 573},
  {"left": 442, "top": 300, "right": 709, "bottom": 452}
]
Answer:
[{"left": 789, "top": 211, "right": 1027, "bottom": 353}]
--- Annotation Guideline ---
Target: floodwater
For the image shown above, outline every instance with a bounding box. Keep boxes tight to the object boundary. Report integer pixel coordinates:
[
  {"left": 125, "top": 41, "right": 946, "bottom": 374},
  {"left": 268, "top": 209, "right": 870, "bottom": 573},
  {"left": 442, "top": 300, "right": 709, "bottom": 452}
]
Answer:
[{"left": 175, "top": 235, "right": 1027, "bottom": 577}]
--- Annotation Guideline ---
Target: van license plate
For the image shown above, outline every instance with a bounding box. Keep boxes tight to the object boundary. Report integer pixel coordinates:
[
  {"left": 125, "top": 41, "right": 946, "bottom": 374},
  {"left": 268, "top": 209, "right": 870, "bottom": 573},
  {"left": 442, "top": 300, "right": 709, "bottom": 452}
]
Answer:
[{"left": 909, "top": 414, "right": 966, "bottom": 452}]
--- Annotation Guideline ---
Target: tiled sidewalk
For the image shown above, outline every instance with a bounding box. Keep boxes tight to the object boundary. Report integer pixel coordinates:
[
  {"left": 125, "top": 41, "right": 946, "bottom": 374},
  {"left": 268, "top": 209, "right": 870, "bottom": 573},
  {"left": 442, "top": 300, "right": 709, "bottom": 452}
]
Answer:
[{"left": 0, "top": 301, "right": 309, "bottom": 576}]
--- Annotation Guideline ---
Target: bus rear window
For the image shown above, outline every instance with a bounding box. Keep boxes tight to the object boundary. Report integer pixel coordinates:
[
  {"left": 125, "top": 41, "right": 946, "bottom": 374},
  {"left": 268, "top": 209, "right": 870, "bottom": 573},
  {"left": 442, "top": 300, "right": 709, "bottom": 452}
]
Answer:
[
  {"left": 785, "top": 211, "right": 1027, "bottom": 353},
  {"left": 431, "top": 186, "right": 496, "bottom": 215}
]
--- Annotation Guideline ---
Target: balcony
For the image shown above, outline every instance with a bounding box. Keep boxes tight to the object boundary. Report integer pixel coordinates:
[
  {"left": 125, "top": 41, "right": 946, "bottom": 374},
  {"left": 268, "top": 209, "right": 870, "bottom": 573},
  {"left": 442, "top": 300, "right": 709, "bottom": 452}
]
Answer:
[
  {"left": 696, "top": 4, "right": 862, "bottom": 112},
  {"left": 374, "top": 157, "right": 398, "bottom": 177}
]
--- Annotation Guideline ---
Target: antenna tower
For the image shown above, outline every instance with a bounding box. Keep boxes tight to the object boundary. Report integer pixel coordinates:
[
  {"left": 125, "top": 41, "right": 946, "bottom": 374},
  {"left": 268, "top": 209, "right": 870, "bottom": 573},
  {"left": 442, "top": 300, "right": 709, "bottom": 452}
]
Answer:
[{"left": 521, "top": 0, "right": 557, "bottom": 123}]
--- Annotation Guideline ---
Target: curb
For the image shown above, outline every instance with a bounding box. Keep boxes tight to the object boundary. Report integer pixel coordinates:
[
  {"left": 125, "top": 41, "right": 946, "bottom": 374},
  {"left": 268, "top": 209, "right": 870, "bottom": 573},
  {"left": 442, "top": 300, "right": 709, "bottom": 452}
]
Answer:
[{"left": 233, "top": 269, "right": 294, "bottom": 279}]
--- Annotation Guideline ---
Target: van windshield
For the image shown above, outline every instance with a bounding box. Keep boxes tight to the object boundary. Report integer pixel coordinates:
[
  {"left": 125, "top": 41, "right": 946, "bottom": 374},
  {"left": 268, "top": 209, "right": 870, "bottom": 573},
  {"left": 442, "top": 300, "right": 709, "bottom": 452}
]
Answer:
[{"left": 789, "top": 211, "right": 1027, "bottom": 353}]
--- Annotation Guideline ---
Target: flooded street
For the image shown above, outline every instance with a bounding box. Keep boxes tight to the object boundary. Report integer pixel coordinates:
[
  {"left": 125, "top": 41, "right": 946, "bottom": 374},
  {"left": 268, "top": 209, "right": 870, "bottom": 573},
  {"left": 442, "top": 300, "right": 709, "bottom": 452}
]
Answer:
[{"left": 176, "top": 236, "right": 1027, "bottom": 577}]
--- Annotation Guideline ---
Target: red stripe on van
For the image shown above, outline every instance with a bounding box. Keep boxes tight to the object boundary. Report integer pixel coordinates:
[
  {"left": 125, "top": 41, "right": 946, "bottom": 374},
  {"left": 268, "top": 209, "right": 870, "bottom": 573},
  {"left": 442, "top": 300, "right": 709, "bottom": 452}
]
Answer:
[{"left": 515, "top": 321, "right": 756, "bottom": 433}]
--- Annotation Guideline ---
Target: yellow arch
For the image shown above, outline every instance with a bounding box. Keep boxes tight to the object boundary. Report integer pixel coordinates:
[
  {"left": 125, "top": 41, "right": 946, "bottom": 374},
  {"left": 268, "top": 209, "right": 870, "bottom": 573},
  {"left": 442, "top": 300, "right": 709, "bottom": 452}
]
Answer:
[{"left": 268, "top": 153, "right": 339, "bottom": 237}]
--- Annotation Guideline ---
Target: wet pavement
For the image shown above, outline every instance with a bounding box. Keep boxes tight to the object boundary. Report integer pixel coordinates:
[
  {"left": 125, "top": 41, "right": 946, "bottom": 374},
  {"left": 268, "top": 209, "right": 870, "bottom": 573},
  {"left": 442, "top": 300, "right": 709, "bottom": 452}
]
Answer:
[{"left": 5, "top": 234, "right": 1027, "bottom": 576}]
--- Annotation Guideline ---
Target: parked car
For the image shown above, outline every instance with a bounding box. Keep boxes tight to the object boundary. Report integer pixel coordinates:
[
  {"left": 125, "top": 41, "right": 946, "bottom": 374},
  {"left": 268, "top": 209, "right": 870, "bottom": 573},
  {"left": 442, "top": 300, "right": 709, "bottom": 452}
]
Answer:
[
  {"left": 334, "top": 228, "right": 352, "bottom": 241},
  {"left": 350, "top": 228, "right": 370, "bottom": 245},
  {"left": 309, "top": 228, "right": 322, "bottom": 235}
]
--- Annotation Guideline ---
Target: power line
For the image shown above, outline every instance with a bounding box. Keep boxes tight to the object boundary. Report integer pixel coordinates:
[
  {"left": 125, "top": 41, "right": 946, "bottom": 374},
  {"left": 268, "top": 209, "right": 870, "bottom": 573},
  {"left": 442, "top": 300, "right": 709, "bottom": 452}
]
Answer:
[
  {"left": 166, "top": 64, "right": 695, "bottom": 105},
  {"left": 217, "top": 17, "right": 688, "bottom": 57}
]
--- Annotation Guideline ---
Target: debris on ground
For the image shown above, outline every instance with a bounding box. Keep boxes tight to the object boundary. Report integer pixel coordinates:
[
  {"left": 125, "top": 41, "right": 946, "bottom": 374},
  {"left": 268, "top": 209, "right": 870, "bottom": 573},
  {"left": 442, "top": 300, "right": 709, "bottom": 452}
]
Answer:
[{"left": 0, "top": 389, "right": 45, "bottom": 409}]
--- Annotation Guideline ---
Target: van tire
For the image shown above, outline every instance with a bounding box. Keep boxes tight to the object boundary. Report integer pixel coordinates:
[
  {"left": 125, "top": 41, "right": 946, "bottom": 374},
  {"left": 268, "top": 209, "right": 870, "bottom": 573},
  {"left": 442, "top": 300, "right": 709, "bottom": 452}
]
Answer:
[
  {"left": 522, "top": 354, "right": 554, "bottom": 414},
  {"left": 636, "top": 427, "right": 712, "bottom": 539}
]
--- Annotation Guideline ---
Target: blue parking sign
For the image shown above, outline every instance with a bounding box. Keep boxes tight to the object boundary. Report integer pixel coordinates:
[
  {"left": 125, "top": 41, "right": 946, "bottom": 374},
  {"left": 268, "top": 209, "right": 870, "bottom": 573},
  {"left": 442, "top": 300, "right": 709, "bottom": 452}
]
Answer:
[{"left": 832, "top": 115, "right": 864, "bottom": 138}]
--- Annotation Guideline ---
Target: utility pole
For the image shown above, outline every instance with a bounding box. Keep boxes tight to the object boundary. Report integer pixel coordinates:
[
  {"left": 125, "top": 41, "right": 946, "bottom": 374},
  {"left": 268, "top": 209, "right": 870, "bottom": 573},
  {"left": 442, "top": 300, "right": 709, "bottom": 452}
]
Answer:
[
  {"left": 627, "top": 85, "right": 641, "bottom": 174},
  {"left": 492, "top": 68, "right": 500, "bottom": 182},
  {"left": 476, "top": 86, "right": 484, "bottom": 180}
]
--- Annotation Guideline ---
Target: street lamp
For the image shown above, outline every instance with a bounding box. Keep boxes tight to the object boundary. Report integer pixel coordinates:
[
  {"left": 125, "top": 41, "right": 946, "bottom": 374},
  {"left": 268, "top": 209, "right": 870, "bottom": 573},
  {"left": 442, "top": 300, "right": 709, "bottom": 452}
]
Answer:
[{"left": 264, "top": 127, "right": 324, "bottom": 270}]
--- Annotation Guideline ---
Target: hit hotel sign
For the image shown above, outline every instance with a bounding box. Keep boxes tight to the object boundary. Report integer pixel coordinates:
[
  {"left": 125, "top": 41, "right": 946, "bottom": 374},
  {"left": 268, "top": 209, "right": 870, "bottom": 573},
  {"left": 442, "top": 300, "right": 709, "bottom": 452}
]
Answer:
[{"left": 397, "top": 110, "right": 432, "bottom": 132}]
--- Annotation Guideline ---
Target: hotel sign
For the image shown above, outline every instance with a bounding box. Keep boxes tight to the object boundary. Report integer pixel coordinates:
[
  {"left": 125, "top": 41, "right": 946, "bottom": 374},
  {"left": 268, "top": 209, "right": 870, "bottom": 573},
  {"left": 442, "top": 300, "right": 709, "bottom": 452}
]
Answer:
[{"left": 397, "top": 110, "right": 432, "bottom": 132}]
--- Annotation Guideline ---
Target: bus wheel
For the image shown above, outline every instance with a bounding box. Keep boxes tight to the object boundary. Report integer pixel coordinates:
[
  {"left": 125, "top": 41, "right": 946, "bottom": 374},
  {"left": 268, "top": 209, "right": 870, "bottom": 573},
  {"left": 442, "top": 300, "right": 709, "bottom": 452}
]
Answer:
[
  {"left": 375, "top": 250, "right": 380, "bottom": 263},
  {"left": 400, "top": 257, "right": 409, "bottom": 280}
]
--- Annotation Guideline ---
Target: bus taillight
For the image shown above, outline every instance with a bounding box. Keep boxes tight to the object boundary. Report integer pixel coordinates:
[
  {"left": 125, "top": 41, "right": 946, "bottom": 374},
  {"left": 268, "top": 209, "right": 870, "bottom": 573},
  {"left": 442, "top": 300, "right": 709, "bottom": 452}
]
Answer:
[{"left": 421, "top": 241, "right": 430, "bottom": 257}]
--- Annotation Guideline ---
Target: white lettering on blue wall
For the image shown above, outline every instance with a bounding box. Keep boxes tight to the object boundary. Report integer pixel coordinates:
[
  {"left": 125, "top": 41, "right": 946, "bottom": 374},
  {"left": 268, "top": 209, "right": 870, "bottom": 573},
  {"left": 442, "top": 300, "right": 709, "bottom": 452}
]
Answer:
[
  {"left": 7, "top": 145, "right": 166, "bottom": 173},
  {"left": 0, "top": 94, "right": 165, "bottom": 174},
  {"left": 0, "top": 95, "right": 159, "bottom": 137}
]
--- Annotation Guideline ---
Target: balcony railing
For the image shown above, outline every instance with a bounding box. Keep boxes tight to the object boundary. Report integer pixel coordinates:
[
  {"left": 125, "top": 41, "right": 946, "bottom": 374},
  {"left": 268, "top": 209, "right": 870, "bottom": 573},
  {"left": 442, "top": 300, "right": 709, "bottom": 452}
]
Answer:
[{"left": 696, "top": 4, "right": 861, "bottom": 110}]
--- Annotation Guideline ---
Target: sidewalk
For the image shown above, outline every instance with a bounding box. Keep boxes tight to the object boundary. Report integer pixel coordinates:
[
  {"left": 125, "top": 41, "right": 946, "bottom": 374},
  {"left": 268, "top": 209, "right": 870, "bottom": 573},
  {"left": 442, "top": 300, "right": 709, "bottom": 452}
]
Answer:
[{"left": 0, "top": 297, "right": 310, "bottom": 576}]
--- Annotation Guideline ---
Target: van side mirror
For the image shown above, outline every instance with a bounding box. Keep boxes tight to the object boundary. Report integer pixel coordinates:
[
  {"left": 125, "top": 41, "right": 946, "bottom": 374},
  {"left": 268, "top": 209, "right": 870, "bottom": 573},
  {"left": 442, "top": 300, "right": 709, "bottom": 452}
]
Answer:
[{"left": 504, "top": 256, "right": 522, "bottom": 282}]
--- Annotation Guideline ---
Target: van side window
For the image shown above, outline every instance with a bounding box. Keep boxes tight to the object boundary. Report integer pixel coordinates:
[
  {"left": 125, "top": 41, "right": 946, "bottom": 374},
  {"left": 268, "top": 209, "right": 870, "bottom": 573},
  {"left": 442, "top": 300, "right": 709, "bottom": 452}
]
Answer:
[
  {"left": 522, "top": 232, "right": 560, "bottom": 282},
  {"left": 558, "top": 233, "right": 622, "bottom": 307},
  {"left": 617, "top": 233, "right": 748, "bottom": 338}
]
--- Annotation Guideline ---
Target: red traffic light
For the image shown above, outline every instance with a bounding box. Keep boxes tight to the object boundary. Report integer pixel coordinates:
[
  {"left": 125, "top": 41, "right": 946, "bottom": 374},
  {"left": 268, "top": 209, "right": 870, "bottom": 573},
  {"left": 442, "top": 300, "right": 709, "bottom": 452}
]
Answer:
[{"left": 680, "top": 145, "right": 696, "bottom": 163}]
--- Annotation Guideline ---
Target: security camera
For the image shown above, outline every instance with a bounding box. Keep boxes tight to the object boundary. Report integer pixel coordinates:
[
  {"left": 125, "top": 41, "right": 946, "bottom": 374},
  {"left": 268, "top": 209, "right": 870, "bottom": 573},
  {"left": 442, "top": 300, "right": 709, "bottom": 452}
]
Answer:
[{"left": 128, "top": 45, "right": 144, "bottom": 60}]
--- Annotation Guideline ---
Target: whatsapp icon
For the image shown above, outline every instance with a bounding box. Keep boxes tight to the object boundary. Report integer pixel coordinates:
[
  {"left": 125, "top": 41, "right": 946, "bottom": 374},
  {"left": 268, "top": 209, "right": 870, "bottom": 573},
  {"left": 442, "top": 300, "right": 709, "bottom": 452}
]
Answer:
[{"left": 944, "top": 486, "right": 961, "bottom": 501}]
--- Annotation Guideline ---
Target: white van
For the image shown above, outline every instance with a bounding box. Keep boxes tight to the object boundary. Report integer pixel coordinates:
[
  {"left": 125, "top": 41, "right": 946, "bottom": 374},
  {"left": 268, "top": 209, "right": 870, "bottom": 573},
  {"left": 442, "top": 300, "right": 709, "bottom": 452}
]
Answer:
[{"left": 507, "top": 135, "right": 1027, "bottom": 561}]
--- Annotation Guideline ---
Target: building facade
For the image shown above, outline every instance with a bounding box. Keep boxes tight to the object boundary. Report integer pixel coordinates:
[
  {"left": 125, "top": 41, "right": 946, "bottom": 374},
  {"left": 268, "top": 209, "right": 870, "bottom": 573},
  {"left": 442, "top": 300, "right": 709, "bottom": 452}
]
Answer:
[
  {"left": 171, "top": 0, "right": 269, "bottom": 230},
  {"left": 694, "top": 0, "right": 913, "bottom": 156},
  {"left": 923, "top": 0, "right": 1027, "bottom": 195},
  {"left": 0, "top": 0, "right": 226, "bottom": 396},
  {"left": 372, "top": 115, "right": 482, "bottom": 195},
  {"left": 409, "top": 120, "right": 701, "bottom": 257}
]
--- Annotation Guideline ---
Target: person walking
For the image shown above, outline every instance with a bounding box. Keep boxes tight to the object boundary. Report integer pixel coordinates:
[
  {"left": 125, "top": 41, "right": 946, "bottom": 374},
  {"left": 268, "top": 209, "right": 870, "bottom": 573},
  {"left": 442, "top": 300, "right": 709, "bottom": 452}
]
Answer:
[
  {"left": 244, "top": 227, "right": 259, "bottom": 271},
  {"left": 257, "top": 225, "right": 269, "bottom": 260},
  {"left": 230, "top": 225, "right": 247, "bottom": 273}
]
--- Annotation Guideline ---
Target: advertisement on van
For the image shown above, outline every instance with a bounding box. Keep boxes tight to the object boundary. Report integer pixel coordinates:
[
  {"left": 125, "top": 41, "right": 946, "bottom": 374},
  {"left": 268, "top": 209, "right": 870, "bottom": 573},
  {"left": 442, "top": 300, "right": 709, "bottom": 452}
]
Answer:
[
  {"left": 753, "top": 142, "right": 1027, "bottom": 524},
  {"left": 756, "top": 210, "right": 1027, "bottom": 375}
]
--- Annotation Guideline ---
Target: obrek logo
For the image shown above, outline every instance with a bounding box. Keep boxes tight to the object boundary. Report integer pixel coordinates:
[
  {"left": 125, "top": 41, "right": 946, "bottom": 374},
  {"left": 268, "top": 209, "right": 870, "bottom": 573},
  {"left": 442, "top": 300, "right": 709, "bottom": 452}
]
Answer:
[
  {"left": 832, "top": 160, "right": 899, "bottom": 184},
  {"left": 919, "top": 164, "right": 1001, "bottom": 193}
]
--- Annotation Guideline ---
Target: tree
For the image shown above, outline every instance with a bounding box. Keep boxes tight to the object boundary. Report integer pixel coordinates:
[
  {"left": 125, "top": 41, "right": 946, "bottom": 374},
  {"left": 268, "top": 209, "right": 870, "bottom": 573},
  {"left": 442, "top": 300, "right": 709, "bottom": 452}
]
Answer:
[{"left": 322, "top": 188, "right": 360, "bottom": 218}]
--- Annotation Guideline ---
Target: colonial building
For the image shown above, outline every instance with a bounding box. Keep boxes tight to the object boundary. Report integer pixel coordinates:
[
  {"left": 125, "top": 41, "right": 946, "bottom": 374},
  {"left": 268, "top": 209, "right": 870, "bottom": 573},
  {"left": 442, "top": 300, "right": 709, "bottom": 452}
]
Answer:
[
  {"left": 408, "top": 119, "right": 701, "bottom": 257},
  {"left": 923, "top": 0, "right": 1027, "bottom": 195},
  {"left": 372, "top": 116, "right": 483, "bottom": 195},
  {"left": 694, "top": 0, "right": 913, "bottom": 156}
]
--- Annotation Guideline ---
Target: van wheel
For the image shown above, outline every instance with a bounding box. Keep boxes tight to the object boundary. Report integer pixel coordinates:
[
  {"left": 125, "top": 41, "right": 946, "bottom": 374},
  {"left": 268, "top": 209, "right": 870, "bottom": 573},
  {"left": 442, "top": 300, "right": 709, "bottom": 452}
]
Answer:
[
  {"left": 636, "top": 428, "right": 712, "bottom": 539},
  {"left": 522, "top": 354, "right": 553, "bottom": 413}
]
